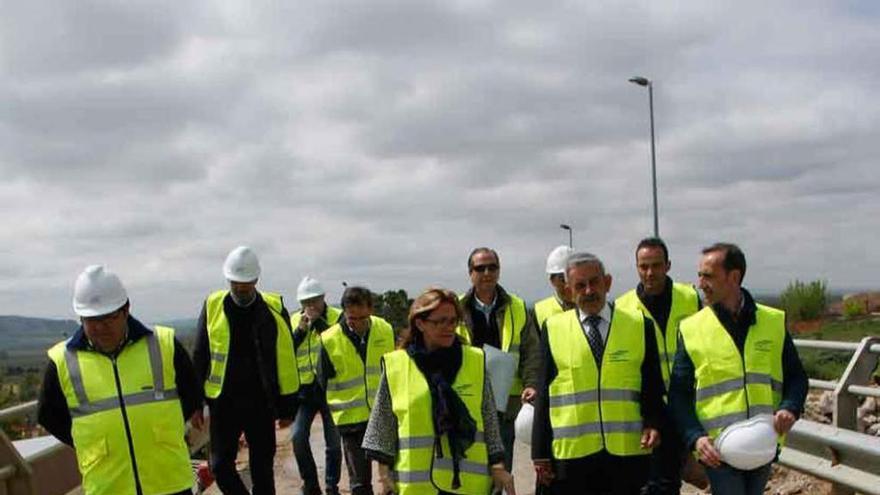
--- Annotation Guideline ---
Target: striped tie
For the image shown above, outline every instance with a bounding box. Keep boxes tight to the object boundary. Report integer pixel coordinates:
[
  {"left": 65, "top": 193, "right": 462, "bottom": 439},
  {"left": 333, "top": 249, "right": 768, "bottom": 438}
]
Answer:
[{"left": 586, "top": 315, "right": 604, "bottom": 363}]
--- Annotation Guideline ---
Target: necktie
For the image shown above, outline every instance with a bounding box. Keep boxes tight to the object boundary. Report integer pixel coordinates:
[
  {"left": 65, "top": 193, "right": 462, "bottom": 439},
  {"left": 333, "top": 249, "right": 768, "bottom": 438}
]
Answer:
[{"left": 585, "top": 315, "right": 604, "bottom": 363}]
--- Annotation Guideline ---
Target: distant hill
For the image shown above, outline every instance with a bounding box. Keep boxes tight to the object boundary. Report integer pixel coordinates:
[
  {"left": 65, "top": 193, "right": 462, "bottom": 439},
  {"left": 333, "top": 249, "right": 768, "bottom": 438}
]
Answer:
[{"left": 0, "top": 315, "right": 78, "bottom": 351}]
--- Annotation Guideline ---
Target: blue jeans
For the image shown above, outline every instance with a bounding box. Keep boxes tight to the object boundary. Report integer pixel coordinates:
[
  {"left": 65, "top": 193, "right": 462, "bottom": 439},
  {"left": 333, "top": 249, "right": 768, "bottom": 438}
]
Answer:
[
  {"left": 705, "top": 463, "right": 772, "bottom": 495},
  {"left": 292, "top": 385, "right": 342, "bottom": 493}
]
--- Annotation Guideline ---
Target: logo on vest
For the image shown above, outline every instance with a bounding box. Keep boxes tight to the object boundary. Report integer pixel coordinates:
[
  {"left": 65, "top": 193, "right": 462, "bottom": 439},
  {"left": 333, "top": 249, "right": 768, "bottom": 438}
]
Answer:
[
  {"left": 454, "top": 383, "right": 475, "bottom": 397},
  {"left": 607, "top": 349, "right": 630, "bottom": 363},
  {"left": 754, "top": 339, "right": 774, "bottom": 353}
]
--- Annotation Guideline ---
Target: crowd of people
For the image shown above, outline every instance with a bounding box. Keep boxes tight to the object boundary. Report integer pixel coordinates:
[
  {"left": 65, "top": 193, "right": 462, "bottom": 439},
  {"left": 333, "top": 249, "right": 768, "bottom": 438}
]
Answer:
[{"left": 36, "top": 239, "right": 809, "bottom": 495}]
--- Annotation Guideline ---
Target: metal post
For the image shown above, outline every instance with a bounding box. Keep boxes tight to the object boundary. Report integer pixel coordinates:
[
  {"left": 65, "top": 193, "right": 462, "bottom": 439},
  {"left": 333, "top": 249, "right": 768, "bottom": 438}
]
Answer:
[
  {"left": 560, "top": 224, "right": 572, "bottom": 248},
  {"left": 648, "top": 82, "right": 659, "bottom": 238}
]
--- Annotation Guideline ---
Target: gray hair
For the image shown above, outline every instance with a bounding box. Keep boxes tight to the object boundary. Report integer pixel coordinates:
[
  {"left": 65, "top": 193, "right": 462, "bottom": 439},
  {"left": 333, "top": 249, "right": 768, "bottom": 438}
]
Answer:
[{"left": 564, "top": 251, "right": 605, "bottom": 281}]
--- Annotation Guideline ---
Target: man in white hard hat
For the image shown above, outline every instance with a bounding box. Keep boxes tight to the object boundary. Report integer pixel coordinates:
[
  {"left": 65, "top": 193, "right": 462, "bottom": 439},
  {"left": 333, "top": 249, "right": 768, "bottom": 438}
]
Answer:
[
  {"left": 193, "top": 246, "right": 300, "bottom": 495},
  {"left": 290, "top": 276, "right": 343, "bottom": 495},
  {"left": 532, "top": 252, "right": 665, "bottom": 494},
  {"left": 37, "top": 265, "right": 202, "bottom": 495},
  {"left": 534, "top": 245, "right": 575, "bottom": 329},
  {"left": 455, "top": 247, "right": 542, "bottom": 472},
  {"left": 615, "top": 237, "right": 701, "bottom": 495},
  {"left": 668, "top": 243, "right": 808, "bottom": 494}
]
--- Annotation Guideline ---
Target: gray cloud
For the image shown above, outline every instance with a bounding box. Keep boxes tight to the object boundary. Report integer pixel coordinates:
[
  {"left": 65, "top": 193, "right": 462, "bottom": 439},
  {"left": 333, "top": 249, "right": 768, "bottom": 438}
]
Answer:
[{"left": 1, "top": 0, "right": 878, "bottom": 320}]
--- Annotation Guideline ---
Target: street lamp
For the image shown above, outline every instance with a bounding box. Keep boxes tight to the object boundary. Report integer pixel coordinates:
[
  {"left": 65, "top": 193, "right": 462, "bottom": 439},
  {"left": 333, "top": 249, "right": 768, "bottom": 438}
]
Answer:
[
  {"left": 559, "top": 224, "right": 572, "bottom": 248},
  {"left": 628, "top": 76, "right": 659, "bottom": 238}
]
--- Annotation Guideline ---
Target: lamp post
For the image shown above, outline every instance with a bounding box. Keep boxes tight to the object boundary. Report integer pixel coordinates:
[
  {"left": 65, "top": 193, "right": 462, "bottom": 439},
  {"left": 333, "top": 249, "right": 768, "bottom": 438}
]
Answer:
[
  {"left": 560, "top": 224, "right": 573, "bottom": 248},
  {"left": 628, "top": 76, "right": 659, "bottom": 238}
]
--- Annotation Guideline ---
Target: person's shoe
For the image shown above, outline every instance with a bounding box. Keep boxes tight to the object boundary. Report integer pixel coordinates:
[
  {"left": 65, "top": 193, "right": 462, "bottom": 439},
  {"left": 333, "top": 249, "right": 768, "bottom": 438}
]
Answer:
[{"left": 325, "top": 488, "right": 341, "bottom": 495}]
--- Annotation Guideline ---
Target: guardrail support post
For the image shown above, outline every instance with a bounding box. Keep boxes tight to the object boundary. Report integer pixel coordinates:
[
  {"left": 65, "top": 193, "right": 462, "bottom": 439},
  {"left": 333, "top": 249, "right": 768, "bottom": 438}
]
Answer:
[{"left": 831, "top": 336, "right": 880, "bottom": 495}]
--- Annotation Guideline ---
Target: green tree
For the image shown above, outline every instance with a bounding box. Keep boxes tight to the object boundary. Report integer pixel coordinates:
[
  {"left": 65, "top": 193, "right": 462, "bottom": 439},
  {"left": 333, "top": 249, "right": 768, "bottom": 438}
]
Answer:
[
  {"left": 779, "top": 279, "right": 827, "bottom": 321},
  {"left": 372, "top": 289, "right": 413, "bottom": 333}
]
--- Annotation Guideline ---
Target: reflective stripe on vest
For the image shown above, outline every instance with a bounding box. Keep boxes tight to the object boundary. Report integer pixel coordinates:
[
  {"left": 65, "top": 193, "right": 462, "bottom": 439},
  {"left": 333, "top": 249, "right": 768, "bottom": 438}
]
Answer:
[
  {"left": 47, "top": 326, "right": 193, "bottom": 495},
  {"left": 545, "top": 307, "right": 649, "bottom": 459},
  {"left": 385, "top": 346, "right": 492, "bottom": 495},
  {"left": 680, "top": 304, "right": 785, "bottom": 440},
  {"left": 535, "top": 296, "right": 565, "bottom": 329},
  {"left": 455, "top": 293, "right": 527, "bottom": 397},
  {"left": 322, "top": 316, "right": 394, "bottom": 426},
  {"left": 203, "top": 290, "right": 300, "bottom": 398},
  {"left": 615, "top": 283, "right": 700, "bottom": 388},
  {"left": 292, "top": 306, "right": 342, "bottom": 385}
]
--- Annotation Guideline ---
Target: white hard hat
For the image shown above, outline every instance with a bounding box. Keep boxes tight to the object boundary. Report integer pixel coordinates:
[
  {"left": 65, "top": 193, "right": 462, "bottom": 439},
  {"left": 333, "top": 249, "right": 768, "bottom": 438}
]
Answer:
[
  {"left": 223, "top": 246, "right": 261, "bottom": 282},
  {"left": 73, "top": 265, "right": 129, "bottom": 317},
  {"left": 515, "top": 403, "right": 534, "bottom": 445},
  {"left": 545, "top": 245, "right": 573, "bottom": 274},
  {"left": 715, "top": 414, "right": 777, "bottom": 470},
  {"left": 297, "top": 275, "right": 325, "bottom": 301}
]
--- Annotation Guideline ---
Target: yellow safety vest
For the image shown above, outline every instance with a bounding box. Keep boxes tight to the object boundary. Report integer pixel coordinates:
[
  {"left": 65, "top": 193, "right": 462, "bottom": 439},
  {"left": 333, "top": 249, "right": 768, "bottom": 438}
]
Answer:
[
  {"left": 680, "top": 304, "right": 785, "bottom": 441},
  {"left": 292, "top": 306, "right": 342, "bottom": 385},
  {"left": 545, "top": 308, "right": 649, "bottom": 459},
  {"left": 47, "top": 326, "right": 193, "bottom": 495},
  {"left": 322, "top": 316, "right": 395, "bottom": 426},
  {"left": 203, "top": 290, "right": 299, "bottom": 399},
  {"left": 384, "top": 346, "right": 492, "bottom": 495},
  {"left": 615, "top": 283, "right": 700, "bottom": 387},
  {"left": 535, "top": 296, "right": 566, "bottom": 330},
  {"left": 455, "top": 293, "right": 527, "bottom": 396}
]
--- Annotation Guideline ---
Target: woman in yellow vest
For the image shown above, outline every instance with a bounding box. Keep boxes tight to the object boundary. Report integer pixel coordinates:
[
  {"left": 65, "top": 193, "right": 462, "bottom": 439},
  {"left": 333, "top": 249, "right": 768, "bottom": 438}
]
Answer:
[{"left": 362, "top": 287, "right": 516, "bottom": 495}]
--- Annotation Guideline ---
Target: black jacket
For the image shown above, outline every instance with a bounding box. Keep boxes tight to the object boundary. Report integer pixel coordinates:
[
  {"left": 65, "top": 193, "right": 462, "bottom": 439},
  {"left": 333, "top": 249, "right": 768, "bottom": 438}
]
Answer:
[
  {"left": 192, "top": 291, "right": 297, "bottom": 420},
  {"left": 37, "top": 315, "right": 203, "bottom": 446},
  {"left": 531, "top": 303, "right": 666, "bottom": 461}
]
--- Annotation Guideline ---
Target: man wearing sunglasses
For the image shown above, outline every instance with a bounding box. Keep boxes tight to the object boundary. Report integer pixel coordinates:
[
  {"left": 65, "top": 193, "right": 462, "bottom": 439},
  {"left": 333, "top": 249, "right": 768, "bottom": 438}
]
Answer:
[{"left": 456, "top": 247, "right": 542, "bottom": 473}]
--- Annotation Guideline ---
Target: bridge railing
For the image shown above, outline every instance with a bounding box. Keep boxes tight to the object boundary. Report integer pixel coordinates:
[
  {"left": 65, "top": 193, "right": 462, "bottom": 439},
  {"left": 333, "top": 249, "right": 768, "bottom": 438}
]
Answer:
[{"left": 782, "top": 336, "right": 880, "bottom": 495}]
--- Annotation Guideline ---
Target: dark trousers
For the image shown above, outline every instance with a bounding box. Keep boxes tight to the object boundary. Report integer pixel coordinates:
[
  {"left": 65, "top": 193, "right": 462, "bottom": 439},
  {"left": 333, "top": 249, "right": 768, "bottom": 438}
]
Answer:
[
  {"left": 499, "top": 412, "right": 516, "bottom": 471},
  {"left": 643, "top": 419, "right": 685, "bottom": 495},
  {"left": 551, "top": 451, "right": 650, "bottom": 495},
  {"left": 704, "top": 463, "right": 772, "bottom": 495},
  {"left": 341, "top": 428, "right": 373, "bottom": 495},
  {"left": 293, "top": 386, "right": 342, "bottom": 494},
  {"left": 209, "top": 399, "right": 277, "bottom": 495}
]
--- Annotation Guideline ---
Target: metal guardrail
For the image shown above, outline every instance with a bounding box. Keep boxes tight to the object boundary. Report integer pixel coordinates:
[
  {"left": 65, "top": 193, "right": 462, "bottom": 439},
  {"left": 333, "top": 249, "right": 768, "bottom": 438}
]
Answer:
[{"left": 786, "top": 336, "right": 880, "bottom": 495}]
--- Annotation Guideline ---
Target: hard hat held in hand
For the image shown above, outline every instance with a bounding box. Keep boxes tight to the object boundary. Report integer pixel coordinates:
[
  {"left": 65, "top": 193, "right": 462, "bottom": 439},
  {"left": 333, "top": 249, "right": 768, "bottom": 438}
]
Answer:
[
  {"left": 223, "top": 246, "right": 261, "bottom": 282},
  {"left": 297, "top": 275, "right": 325, "bottom": 301},
  {"left": 545, "top": 245, "right": 573, "bottom": 274},
  {"left": 73, "top": 265, "right": 129, "bottom": 317},
  {"left": 515, "top": 403, "right": 535, "bottom": 445},
  {"left": 714, "top": 414, "right": 777, "bottom": 470}
]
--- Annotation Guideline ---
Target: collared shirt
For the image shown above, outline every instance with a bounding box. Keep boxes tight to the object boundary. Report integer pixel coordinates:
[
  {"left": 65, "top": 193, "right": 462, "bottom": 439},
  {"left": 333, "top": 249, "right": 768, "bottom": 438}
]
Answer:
[
  {"left": 577, "top": 303, "right": 612, "bottom": 343},
  {"left": 474, "top": 293, "right": 497, "bottom": 325}
]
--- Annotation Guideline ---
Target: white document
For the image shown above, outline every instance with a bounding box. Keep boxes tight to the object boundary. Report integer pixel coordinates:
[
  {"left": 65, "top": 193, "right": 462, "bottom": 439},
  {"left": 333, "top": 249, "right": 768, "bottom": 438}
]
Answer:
[{"left": 483, "top": 344, "right": 516, "bottom": 412}]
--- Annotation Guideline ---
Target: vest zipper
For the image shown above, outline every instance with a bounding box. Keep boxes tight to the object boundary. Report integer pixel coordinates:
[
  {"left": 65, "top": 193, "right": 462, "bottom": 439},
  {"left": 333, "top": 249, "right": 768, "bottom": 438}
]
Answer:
[
  {"left": 111, "top": 354, "right": 144, "bottom": 495},
  {"left": 740, "top": 347, "right": 750, "bottom": 418},
  {"left": 361, "top": 335, "right": 370, "bottom": 409}
]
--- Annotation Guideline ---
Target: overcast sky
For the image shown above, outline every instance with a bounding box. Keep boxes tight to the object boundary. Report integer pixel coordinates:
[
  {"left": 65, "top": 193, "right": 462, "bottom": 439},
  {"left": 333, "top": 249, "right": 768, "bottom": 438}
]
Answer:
[{"left": 2, "top": 1, "right": 878, "bottom": 321}]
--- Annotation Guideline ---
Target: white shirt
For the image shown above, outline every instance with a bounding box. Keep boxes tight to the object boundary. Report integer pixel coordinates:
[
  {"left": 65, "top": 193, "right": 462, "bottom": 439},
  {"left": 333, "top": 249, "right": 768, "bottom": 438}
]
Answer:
[
  {"left": 474, "top": 293, "right": 497, "bottom": 325},
  {"left": 577, "top": 304, "right": 612, "bottom": 344}
]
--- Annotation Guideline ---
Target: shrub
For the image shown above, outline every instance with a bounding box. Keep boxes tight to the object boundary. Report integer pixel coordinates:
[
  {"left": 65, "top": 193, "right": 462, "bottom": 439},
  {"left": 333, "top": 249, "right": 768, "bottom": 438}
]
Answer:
[
  {"left": 779, "top": 279, "right": 827, "bottom": 321},
  {"left": 842, "top": 298, "right": 866, "bottom": 318}
]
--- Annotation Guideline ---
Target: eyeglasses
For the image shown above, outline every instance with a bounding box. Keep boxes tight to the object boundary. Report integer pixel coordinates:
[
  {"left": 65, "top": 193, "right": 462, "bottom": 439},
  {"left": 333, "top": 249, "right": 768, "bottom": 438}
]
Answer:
[
  {"left": 423, "top": 316, "right": 459, "bottom": 327},
  {"left": 471, "top": 264, "right": 499, "bottom": 274}
]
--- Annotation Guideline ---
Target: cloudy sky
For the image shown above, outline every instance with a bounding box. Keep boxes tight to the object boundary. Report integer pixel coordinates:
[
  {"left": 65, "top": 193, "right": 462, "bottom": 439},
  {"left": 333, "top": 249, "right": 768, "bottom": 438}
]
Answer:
[{"left": 2, "top": 1, "right": 878, "bottom": 320}]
